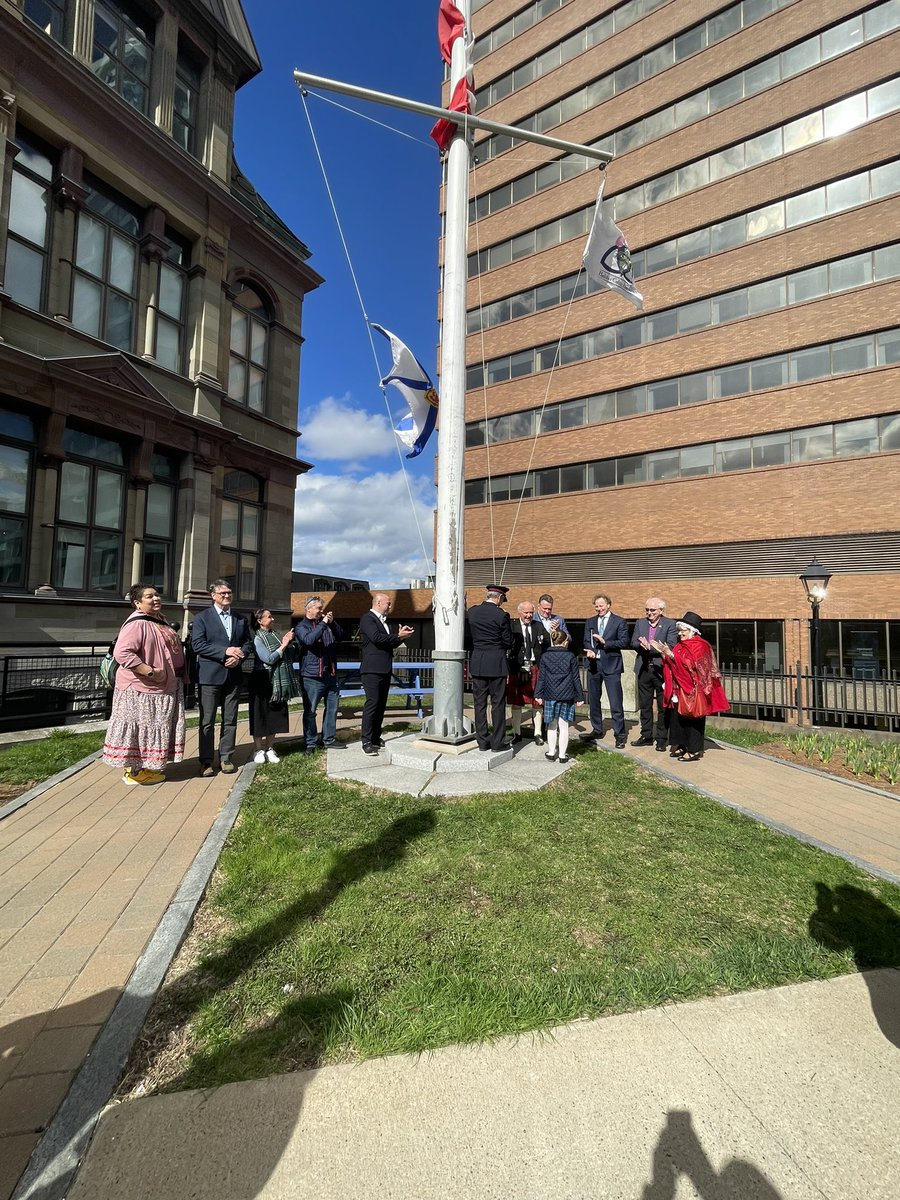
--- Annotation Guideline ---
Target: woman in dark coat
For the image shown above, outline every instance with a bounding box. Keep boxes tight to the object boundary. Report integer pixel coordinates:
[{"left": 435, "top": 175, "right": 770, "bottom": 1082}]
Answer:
[{"left": 534, "top": 628, "right": 584, "bottom": 763}]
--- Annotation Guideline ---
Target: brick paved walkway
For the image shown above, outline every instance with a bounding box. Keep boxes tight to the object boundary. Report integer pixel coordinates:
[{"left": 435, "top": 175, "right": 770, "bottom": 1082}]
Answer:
[{"left": 1, "top": 714, "right": 898, "bottom": 1200}]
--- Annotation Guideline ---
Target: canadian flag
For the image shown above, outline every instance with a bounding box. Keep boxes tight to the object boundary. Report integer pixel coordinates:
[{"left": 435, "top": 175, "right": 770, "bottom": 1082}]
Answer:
[
  {"left": 438, "top": 0, "right": 465, "bottom": 64},
  {"left": 431, "top": 1, "right": 475, "bottom": 152}
]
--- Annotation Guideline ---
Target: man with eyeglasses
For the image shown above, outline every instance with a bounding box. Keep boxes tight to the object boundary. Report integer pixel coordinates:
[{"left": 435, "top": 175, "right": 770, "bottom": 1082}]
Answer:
[
  {"left": 631, "top": 597, "right": 678, "bottom": 751},
  {"left": 191, "top": 579, "right": 252, "bottom": 776}
]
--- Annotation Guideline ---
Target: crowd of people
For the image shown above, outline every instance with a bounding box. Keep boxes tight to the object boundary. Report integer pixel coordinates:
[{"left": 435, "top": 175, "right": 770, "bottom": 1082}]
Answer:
[
  {"left": 466, "top": 585, "right": 729, "bottom": 762},
  {"left": 101, "top": 581, "right": 729, "bottom": 786}
]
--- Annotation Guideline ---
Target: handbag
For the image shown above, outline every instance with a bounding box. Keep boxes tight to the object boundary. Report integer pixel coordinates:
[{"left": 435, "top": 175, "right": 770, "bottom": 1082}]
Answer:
[{"left": 678, "top": 686, "right": 710, "bottom": 718}]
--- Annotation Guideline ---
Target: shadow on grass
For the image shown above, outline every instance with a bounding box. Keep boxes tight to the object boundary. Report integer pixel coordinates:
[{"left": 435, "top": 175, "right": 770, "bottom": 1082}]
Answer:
[
  {"left": 642, "top": 1110, "right": 782, "bottom": 1199},
  {"left": 808, "top": 882, "right": 900, "bottom": 1047},
  {"left": 156, "top": 807, "right": 438, "bottom": 1088}
]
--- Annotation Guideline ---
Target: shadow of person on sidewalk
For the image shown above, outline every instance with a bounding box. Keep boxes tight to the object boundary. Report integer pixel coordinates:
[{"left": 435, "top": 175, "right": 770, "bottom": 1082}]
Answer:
[
  {"left": 642, "top": 1109, "right": 782, "bottom": 1199},
  {"left": 808, "top": 881, "right": 900, "bottom": 1047}
]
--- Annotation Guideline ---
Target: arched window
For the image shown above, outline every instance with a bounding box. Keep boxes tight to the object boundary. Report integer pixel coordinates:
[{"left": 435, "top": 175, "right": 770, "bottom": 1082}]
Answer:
[
  {"left": 219, "top": 470, "right": 262, "bottom": 603},
  {"left": 227, "top": 283, "right": 269, "bottom": 413}
]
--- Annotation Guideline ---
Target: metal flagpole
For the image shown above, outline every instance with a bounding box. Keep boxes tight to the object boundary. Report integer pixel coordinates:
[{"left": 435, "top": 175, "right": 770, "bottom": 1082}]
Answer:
[{"left": 293, "top": 27, "right": 612, "bottom": 746}]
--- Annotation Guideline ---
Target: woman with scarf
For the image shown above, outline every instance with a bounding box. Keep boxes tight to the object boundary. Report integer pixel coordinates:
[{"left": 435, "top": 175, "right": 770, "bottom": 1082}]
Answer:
[
  {"left": 249, "top": 608, "right": 300, "bottom": 763},
  {"left": 651, "top": 611, "right": 729, "bottom": 762},
  {"left": 102, "top": 584, "right": 188, "bottom": 785}
]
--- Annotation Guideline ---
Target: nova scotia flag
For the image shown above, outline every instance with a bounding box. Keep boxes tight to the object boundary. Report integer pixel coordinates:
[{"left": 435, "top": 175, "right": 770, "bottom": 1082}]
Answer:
[{"left": 372, "top": 323, "right": 439, "bottom": 459}]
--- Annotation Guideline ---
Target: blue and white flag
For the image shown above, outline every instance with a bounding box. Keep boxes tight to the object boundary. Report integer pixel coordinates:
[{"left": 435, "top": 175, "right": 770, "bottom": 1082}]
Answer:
[
  {"left": 372, "top": 323, "right": 439, "bottom": 458},
  {"left": 582, "top": 178, "right": 643, "bottom": 311}
]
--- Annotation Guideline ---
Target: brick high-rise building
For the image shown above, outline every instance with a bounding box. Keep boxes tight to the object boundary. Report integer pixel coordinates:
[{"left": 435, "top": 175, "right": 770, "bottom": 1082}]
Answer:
[{"left": 452, "top": 0, "right": 899, "bottom": 691}]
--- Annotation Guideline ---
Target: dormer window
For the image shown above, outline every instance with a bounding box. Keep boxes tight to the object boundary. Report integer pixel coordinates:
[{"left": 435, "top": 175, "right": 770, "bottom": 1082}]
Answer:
[{"left": 90, "top": 0, "right": 154, "bottom": 115}]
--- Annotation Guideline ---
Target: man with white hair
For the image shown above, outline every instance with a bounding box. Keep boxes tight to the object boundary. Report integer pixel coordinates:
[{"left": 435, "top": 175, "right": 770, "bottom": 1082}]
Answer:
[
  {"left": 631, "top": 597, "right": 678, "bottom": 750},
  {"left": 359, "top": 592, "right": 414, "bottom": 755}
]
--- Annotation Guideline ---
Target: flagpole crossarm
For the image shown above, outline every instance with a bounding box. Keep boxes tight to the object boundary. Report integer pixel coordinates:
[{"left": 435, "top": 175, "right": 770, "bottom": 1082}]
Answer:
[{"left": 292, "top": 70, "right": 614, "bottom": 165}]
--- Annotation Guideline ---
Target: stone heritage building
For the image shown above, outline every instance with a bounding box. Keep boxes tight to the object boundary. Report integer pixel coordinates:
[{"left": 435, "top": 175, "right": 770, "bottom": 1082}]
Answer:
[
  {"left": 0, "top": 0, "right": 322, "bottom": 645},
  {"left": 445, "top": 0, "right": 900, "bottom": 683}
]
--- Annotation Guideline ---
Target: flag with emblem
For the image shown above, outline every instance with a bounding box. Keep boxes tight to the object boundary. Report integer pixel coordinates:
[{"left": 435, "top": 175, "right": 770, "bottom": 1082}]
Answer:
[
  {"left": 582, "top": 177, "right": 644, "bottom": 311},
  {"left": 372, "top": 323, "right": 439, "bottom": 458}
]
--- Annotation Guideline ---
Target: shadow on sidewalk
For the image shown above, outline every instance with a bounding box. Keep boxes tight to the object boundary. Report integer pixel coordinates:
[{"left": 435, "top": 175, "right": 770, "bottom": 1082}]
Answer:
[
  {"left": 808, "top": 882, "right": 900, "bottom": 1047},
  {"left": 642, "top": 1109, "right": 782, "bottom": 1198}
]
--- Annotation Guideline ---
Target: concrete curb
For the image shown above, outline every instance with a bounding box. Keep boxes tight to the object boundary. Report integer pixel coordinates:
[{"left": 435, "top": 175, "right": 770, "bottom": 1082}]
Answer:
[
  {"left": 11, "top": 763, "right": 258, "bottom": 1200},
  {"left": 0, "top": 750, "right": 104, "bottom": 822},
  {"left": 602, "top": 743, "right": 900, "bottom": 887}
]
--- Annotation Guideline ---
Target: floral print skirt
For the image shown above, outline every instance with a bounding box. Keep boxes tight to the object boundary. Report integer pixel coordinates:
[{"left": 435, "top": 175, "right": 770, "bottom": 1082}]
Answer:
[{"left": 102, "top": 683, "right": 186, "bottom": 771}]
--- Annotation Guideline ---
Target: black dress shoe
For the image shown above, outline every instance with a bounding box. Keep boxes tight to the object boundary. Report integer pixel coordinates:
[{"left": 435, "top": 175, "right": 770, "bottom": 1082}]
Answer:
[
  {"left": 533, "top": 735, "right": 544, "bottom": 746},
  {"left": 362, "top": 744, "right": 379, "bottom": 756},
  {"left": 558, "top": 755, "right": 570, "bottom": 764},
  {"left": 655, "top": 743, "right": 667, "bottom": 752},
  {"left": 615, "top": 740, "right": 627, "bottom": 749},
  {"left": 495, "top": 743, "right": 513, "bottom": 752},
  {"left": 584, "top": 731, "right": 603, "bottom": 741},
  {"left": 545, "top": 751, "right": 557, "bottom": 761},
  {"left": 632, "top": 736, "right": 654, "bottom": 747}
]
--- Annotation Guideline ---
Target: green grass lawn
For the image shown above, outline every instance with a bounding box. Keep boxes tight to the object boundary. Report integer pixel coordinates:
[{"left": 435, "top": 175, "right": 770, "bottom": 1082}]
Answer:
[
  {"left": 129, "top": 746, "right": 900, "bottom": 1095},
  {"left": 706, "top": 723, "right": 781, "bottom": 748},
  {"left": 0, "top": 728, "right": 107, "bottom": 788}
]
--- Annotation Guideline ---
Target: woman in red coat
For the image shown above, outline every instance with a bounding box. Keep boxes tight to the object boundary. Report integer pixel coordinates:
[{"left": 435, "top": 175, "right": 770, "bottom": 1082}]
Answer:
[{"left": 651, "top": 611, "right": 729, "bottom": 762}]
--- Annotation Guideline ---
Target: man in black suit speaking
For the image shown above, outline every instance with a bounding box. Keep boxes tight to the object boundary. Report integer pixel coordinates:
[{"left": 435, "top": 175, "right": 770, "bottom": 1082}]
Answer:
[
  {"left": 466, "top": 583, "right": 513, "bottom": 752},
  {"left": 359, "top": 593, "right": 414, "bottom": 755}
]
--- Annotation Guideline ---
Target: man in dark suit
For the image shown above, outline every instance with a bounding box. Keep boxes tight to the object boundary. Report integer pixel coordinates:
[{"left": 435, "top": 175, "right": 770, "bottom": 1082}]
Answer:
[
  {"left": 582, "top": 592, "right": 629, "bottom": 748},
  {"left": 359, "top": 592, "right": 414, "bottom": 755},
  {"left": 466, "top": 583, "right": 513, "bottom": 752},
  {"left": 508, "top": 600, "right": 552, "bottom": 744},
  {"left": 631, "top": 597, "right": 678, "bottom": 751},
  {"left": 191, "top": 579, "right": 253, "bottom": 776}
]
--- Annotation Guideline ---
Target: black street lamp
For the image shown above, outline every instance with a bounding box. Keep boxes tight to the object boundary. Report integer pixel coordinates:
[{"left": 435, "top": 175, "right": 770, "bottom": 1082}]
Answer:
[{"left": 799, "top": 558, "right": 833, "bottom": 725}]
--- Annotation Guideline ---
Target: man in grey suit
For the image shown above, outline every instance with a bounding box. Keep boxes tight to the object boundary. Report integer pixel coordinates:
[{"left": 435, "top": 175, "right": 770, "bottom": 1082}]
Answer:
[
  {"left": 190, "top": 580, "right": 253, "bottom": 776},
  {"left": 631, "top": 597, "right": 678, "bottom": 751},
  {"left": 466, "top": 583, "right": 513, "bottom": 752}
]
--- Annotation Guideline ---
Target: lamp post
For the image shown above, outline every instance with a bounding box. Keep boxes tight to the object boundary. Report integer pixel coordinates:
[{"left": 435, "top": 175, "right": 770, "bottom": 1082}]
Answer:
[{"left": 799, "top": 558, "right": 832, "bottom": 725}]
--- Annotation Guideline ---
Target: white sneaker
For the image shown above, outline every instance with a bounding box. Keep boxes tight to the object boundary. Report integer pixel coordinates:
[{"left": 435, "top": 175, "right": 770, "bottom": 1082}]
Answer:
[
  {"left": 253, "top": 750, "right": 266, "bottom": 764},
  {"left": 265, "top": 748, "right": 280, "bottom": 764}
]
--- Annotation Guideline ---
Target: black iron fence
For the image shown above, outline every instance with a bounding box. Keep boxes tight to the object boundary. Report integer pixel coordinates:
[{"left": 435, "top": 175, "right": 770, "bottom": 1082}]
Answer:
[
  {"left": 722, "top": 661, "right": 900, "bottom": 731},
  {"left": 1, "top": 644, "right": 898, "bottom": 734}
]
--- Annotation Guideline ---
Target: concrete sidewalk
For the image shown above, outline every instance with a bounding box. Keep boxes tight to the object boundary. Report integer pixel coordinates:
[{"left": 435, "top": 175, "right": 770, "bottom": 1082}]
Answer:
[
  {"left": 67, "top": 970, "right": 900, "bottom": 1200},
  {"left": 1, "top": 713, "right": 899, "bottom": 1200}
]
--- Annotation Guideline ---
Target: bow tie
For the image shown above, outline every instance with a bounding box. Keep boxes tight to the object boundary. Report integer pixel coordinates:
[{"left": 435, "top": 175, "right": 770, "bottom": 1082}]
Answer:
[{"left": 220, "top": 609, "right": 231, "bottom": 617}]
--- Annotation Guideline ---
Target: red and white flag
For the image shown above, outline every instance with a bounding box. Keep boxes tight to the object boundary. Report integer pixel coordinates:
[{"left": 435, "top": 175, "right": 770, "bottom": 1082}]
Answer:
[
  {"left": 438, "top": 0, "right": 465, "bottom": 64},
  {"left": 432, "top": 2, "right": 475, "bottom": 152},
  {"left": 430, "top": 77, "right": 474, "bottom": 152}
]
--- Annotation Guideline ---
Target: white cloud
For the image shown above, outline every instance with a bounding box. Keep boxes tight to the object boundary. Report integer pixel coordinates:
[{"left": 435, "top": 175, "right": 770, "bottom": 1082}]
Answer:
[
  {"left": 299, "top": 395, "right": 397, "bottom": 461},
  {"left": 293, "top": 469, "right": 436, "bottom": 588}
]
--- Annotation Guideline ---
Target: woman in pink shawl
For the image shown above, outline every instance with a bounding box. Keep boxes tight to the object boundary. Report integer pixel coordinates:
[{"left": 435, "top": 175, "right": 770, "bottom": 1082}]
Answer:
[
  {"left": 651, "top": 611, "right": 729, "bottom": 762},
  {"left": 102, "top": 584, "right": 188, "bottom": 785}
]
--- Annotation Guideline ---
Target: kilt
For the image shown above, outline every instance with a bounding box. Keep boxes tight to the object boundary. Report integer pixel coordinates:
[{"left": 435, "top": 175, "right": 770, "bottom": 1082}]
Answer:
[{"left": 507, "top": 662, "right": 538, "bottom": 706}]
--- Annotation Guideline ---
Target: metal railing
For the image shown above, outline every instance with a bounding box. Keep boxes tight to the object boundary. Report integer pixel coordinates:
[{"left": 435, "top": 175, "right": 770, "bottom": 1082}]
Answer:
[
  {"left": 721, "top": 661, "right": 900, "bottom": 731},
  {"left": 1, "top": 645, "right": 897, "bottom": 734}
]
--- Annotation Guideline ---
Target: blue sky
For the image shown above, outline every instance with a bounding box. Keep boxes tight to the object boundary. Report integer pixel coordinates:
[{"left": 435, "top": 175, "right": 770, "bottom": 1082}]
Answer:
[{"left": 234, "top": 1, "right": 444, "bottom": 587}]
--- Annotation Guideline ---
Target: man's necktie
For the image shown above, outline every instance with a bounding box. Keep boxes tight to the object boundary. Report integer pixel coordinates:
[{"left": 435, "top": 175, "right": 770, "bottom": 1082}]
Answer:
[{"left": 524, "top": 624, "right": 532, "bottom": 661}]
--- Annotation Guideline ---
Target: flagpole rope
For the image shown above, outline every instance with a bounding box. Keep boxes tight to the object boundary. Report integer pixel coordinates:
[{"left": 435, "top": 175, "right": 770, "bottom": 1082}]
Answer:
[
  {"left": 468, "top": 180, "right": 497, "bottom": 586},
  {"left": 297, "top": 89, "right": 434, "bottom": 583},
  {"left": 303, "top": 88, "right": 436, "bottom": 149},
  {"left": 498, "top": 268, "right": 585, "bottom": 585}
]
